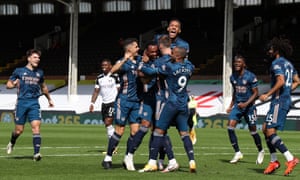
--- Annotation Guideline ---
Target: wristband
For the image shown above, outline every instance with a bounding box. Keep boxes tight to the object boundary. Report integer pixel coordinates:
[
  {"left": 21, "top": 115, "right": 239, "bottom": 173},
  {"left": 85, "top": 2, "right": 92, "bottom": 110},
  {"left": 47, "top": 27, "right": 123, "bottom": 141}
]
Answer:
[{"left": 90, "top": 102, "right": 95, "bottom": 106}]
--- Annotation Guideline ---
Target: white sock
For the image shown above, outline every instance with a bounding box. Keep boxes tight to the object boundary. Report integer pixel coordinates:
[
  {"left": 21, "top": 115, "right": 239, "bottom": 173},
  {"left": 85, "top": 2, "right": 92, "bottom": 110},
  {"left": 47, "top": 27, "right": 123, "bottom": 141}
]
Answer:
[
  {"left": 270, "top": 153, "right": 278, "bottom": 162},
  {"left": 189, "top": 160, "right": 195, "bottom": 165},
  {"left": 106, "top": 125, "right": 115, "bottom": 139},
  {"left": 236, "top": 151, "right": 242, "bottom": 154},
  {"left": 283, "top": 151, "right": 294, "bottom": 161},
  {"left": 104, "top": 155, "right": 112, "bottom": 162},
  {"left": 149, "top": 159, "right": 157, "bottom": 166},
  {"left": 127, "top": 153, "right": 133, "bottom": 159}
]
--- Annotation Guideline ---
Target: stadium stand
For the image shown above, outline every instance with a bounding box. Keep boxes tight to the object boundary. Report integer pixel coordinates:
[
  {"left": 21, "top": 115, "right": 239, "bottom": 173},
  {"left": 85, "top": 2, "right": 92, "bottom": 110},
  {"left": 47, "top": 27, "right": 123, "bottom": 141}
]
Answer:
[{"left": 0, "top": 1, "right": 299, "bottom": 79}]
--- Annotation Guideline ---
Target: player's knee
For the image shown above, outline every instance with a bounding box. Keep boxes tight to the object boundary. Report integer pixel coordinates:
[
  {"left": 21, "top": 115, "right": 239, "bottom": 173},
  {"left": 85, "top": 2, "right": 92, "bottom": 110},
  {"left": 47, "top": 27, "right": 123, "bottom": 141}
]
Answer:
[
  {"left": 227, "top": 126, "right": 235, "bottom": 131},
  {"left": 141, "top": 119, "right": 151, "bottom": 127},
  {"left": 140, "top": 125, "right": 149, "bottom": 133},
  {"left": 179, "top": 131, "right": 189, "bottom": 137},
  {"left": 15, "top": 129, "right": 24, "bottom": 135},
  {"left": 250, "top": 130, "right": 258, "bottom": 135}
]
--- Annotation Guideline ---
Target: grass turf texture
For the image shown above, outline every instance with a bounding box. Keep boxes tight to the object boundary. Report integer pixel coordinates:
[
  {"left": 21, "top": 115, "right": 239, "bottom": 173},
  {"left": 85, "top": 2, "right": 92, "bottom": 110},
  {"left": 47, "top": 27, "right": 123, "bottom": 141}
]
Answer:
[{"left": 0, "top": 123, "right": 299, "bottom": 180}]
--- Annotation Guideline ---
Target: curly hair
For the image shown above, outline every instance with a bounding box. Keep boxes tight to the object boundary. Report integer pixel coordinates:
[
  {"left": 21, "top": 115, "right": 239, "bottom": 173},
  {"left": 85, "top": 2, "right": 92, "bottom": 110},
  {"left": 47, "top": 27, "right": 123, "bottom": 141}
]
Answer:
[{"left": 267, "top": 37, "right": 293, "bottom": 58}]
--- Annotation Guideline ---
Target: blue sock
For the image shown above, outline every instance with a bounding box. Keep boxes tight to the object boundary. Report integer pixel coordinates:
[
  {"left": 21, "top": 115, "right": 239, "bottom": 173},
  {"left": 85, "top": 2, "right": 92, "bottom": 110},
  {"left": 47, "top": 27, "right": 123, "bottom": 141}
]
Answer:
[
  {"left": 182, "top": 135, "right": 194, "bottom": 161},
  {"left": 126, "top": 134, "right": 134, "bottom": 155},
  {"left": 107, "top": 132, "right": 121, "bottom": 156},
  {"left": 164, "top": 135, "right": 174, "bottom": 160},
  {"left": 149, "top": 131, "right": 163, "bottom": 160},
  {"left": 269, "top": 134, "right": 288, "bottom": 153},
  {"left": 148, "top": 133, "right": 154, "bottom": 159},
  {"left": 228, "top": 128, "right": 239, "bottom": 152},
  {"left": 128, "top": 126, "right": 148, "bottom": 154},
  {"left": 10, "top": 131, "right": 20, "bottom": 145},
  {"left": 265, "top": 134, "right": 276, "bottom": 153},
  {"left": 33, "top": 133, "right": 41, "bottom": 154},
  {"left": 251, "top": 132, "right": 263, "bottom": 151}
]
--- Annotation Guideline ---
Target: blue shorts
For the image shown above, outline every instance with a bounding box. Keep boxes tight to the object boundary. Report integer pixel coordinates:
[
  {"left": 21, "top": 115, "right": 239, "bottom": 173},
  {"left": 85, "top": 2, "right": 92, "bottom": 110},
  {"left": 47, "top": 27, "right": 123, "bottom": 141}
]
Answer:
[
  {"left": 265, "top": 101, "right": 289, "bottom": 131},
  {"left": 229, "top": 104, "right": 257, "bottom": 126},
  {"left": 114, "top": 97, "right": 140, "bottom": 126},
  {"left": 139, "top": 99, "right": 155, "bottom": 122},
  {"left": 15, "top": 99, "right": 41, "bottom": 125},
  {"left": 156, "top": 100, "right": 189, "bottom": 132},
  {"left": 155, "top": 94, "right": 167, "bottom": 121}
]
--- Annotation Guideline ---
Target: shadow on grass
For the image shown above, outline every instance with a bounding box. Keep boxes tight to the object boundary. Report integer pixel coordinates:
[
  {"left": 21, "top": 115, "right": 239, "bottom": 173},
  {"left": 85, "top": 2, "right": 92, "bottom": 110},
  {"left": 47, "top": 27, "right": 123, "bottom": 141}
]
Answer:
[
  {"left": 219, "top": 159, "right": 249, "bottom": 164},
  {"left": 7, "top": 155, "right": 33, "bottom": 160},
  {"left": 249, "top": 167, "right": 264, "bottom": 173},
  {"left": 87, "top": 149, "right": 106, "bottom": 153}
]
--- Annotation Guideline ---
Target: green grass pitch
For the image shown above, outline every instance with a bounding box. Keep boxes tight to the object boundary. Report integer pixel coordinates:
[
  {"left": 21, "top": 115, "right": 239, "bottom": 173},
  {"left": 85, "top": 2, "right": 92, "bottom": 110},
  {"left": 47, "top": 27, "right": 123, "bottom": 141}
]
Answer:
[{"left": 0, "top": 123, "right": 299, "bottom": 180}]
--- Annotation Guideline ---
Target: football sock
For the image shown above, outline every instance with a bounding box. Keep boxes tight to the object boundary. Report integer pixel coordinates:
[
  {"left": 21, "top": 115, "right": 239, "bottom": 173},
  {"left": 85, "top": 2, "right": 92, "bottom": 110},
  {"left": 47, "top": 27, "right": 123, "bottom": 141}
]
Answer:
[
  {"left": 228, "top": 127, "right": 239, "bottom": 152},
  {"left": 182, "top": 134, "right": 195, "bottom": 161},
  {"left": 33, "top": 133, "right": 41, "bottom": 154},
  {"left": 251, "top": 131, "right": 263, "bottom": 151},
  {"left": 149, "top": 131, "right": 163, "bottom": 160},
  {"left": 283, "top": 151, "right": 294, "bottom": 162},
  {"left": 10, "top": 131, "right": 20, "bottom": 145},
  {"left": 107, "top": 132, "right": 121, "bottom": 156},
  {"left": 148, "top": 133, "right": 154, "bottom": 159},
  {"left": 164, "top": 135, "right": 174, "bottom": 160},
  {"left": 269, "top": 134, "right": 288, "bottom": 153},
  {"left": 265, "top": 134, "right": 276, "bottom": 154},
  {"left": 270, "top": 152, "right": 278, "bottom": 162},
  {"left": 128, "top": 126, "right": 149, "bottom": 154},
  {"left": 125, "top": 134, "right": 134, "bottom": 155}
]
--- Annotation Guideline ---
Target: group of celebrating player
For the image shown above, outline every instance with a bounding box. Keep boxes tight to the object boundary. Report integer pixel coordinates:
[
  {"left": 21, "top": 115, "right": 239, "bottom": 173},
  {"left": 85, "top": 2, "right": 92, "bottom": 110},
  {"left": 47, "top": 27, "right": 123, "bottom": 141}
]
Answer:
[
  {"left": 5, "top": 17, "right": 299, "bottom": 176},
  {"left": 90, "top": 18, "right": 197, "bottom": 173}
]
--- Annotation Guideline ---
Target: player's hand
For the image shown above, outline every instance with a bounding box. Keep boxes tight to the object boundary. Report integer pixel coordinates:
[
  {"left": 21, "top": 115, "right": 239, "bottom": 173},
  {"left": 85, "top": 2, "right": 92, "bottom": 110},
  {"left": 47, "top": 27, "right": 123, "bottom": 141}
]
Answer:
[
  {"left": 13, "top": 79, "right": 20, "bottom": 87},
  {"left": 226, "top": 107, "right": 232, "bottom": 113},
  {"left": 142, "top": 50, "right": 150, "bottom": 63},
  {"left": 259, "top": 94, "right": 268, "bottom": 102},
  {"left": 237, "top": 102, "right": 247, "bottom": 109},
  {"left": 89, "top": 104, "right": 94, "bottom": 112},
  {"left": 48, "top": 99, "right": 54, "bottom": 108}
]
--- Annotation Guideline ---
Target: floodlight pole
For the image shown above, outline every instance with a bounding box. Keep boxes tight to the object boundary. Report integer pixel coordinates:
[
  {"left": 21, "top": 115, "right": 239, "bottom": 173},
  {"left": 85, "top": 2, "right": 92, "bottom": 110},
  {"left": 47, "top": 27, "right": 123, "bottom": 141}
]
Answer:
[
  {"left": 68, "top": 0, "right": 79, "bottom": 102},
  {"left": 56, "top": 0, "right": 79, "bottom": 102},
  {"left": 222, "top": 0, "right": 233, "bottom": 112}
]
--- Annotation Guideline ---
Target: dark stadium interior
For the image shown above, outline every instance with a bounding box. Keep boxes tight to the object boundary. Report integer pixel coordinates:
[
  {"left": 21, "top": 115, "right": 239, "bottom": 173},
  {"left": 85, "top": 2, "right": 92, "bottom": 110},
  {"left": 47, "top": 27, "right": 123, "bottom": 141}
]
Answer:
[{"left": 0, "top": 0, "right": 300, "bottom": 80}]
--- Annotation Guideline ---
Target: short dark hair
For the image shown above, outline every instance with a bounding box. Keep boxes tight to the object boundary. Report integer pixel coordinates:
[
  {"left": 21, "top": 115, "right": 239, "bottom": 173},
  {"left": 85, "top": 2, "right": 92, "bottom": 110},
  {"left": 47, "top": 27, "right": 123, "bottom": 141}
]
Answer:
[
  {"left": 176, "top": 46, "right": 187, "bottom": 59},
  {"left": 26, "top": 49, "right": 41, "bottom": 58},
  {"left": 122, "top": 38, "right": 138, "bottom": 49},
  {"left": 144, "top": 40, "right": 157, "bottom": 49},
  {"left": 234, "top": 54, "right": 245, "bottom": 61},
  {"left": 101, "top": 58, "right": 112, "bottom": 64},
  {"left": 233, "top": 54, "right": 247, "bottom": 65},
  {"left": 169, "top": 17, "right": 182, "bottom": 29}
]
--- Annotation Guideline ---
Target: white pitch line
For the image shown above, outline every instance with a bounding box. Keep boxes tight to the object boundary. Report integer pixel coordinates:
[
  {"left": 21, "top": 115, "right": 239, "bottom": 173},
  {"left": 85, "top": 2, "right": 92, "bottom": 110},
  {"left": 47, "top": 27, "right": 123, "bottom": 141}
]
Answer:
[{"left": 0, "top": 145, "right": 299, "bottom": 159}]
